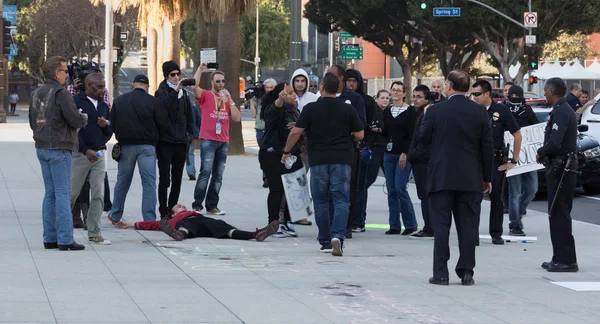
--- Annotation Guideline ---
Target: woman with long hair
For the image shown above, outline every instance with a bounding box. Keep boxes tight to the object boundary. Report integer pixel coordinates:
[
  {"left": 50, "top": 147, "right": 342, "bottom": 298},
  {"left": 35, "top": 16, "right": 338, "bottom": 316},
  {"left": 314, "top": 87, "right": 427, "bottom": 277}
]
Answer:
[{"left": 259, "top": 82, "right": 305, "bottom": 238}]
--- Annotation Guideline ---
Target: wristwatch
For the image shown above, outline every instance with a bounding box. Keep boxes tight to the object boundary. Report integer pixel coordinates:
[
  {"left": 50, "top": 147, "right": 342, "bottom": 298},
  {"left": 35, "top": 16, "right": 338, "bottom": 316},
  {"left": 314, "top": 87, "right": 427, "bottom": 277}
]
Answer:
[
  {"left": 508, "top": 158, "right": 517, "bottom": 164},
  {"left": 283, "top": 150, "right": 290, "bottom": 155}
]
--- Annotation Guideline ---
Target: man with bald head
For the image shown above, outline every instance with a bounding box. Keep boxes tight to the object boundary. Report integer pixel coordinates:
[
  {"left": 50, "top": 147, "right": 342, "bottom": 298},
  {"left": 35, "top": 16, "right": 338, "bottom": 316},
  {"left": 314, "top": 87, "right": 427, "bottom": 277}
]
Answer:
[
  {"left": 430, "top": 79, "right": 446, "bottom": 103},
  {"left": 70, "top": 72, "right": 113, "bottom": 245}
]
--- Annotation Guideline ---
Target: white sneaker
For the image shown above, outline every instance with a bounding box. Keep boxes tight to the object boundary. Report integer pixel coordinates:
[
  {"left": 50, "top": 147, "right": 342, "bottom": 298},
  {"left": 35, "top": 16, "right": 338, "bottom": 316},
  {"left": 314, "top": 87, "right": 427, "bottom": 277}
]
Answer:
[
  {"left": 89, "top": 236, "right": 111, "bottom": 245},
  {"left": 206, "top": 208, "right": 226, "bottom": 215},
  {"left": 273, "top": 225, "right": 290, "bottom": 238},
  {"left": 281, "top": 222, "right": 298, "bottom": 237}
]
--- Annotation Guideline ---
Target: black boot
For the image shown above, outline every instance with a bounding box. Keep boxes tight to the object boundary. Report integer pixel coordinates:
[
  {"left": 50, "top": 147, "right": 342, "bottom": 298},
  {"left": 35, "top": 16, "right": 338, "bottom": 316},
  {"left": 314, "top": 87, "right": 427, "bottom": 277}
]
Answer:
[{"left": 72, "top": 204, "right": 84, "bottom": 229}]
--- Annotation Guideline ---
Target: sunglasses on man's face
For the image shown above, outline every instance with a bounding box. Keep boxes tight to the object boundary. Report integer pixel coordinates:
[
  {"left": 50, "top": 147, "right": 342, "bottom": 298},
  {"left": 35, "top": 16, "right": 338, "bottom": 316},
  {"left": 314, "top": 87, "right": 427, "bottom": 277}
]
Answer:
[
  {"left": 470, "top": 92, "right": 483, "bottom": 97},
  {"left": 215, "top": 79, "right": 226, "bottom": 84},
  {"left": 169, "top": 72, "right": 181, "bottom": 77}
]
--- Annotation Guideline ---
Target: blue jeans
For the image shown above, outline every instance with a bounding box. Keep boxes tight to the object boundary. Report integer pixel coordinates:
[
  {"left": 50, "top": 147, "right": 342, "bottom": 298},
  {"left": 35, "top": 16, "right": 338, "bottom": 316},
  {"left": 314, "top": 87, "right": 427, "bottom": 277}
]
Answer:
[
  {"left": 310, "top": 164, "right": 351, "bottom": 245},
  {"left": 110, "top": 144, "right": 157, "bottom": 221},
  {"left": 508, "top": 171, "right": 538, "bottom": 228},
  {"left": 193, "top": 139, "right": 228, "bottom": 210},
  {"left": 186, "top": 141, "right": 197, "bottom": 176},
  {"left": 384, "top": 153, "right": 417, "bottom": 230},
  {"left": 37, "top": 149, "right": 74, "bottom": 245},
  {"left": 256, "top": 130, "right": 266, "bottom": 180}
]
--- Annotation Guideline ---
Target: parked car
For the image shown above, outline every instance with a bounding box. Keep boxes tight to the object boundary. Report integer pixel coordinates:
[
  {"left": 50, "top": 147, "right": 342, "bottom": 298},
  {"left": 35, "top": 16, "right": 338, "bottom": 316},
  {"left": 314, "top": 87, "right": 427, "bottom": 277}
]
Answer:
[
  {"left": 534, "top": 108, "right": 600, "bottom": 195},
  {"left": 492, "top": 88, "right": 548, "bottom": 107},
  {"left": 580, "top": 98, "right": 600, "bottom": 144}
]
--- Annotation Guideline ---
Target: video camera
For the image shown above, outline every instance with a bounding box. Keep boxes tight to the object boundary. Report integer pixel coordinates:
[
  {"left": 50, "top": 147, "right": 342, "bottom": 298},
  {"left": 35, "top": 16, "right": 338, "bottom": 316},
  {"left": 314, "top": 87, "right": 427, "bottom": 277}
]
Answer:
[
  {"left": 425, "top": 91, "right": 440, "bottom": 102},
  {"left": 67, "top": 59, "right": 102, "bottom": 92},
  {"left": 244, "top": 76, "right": 265, "bottom": 100}
]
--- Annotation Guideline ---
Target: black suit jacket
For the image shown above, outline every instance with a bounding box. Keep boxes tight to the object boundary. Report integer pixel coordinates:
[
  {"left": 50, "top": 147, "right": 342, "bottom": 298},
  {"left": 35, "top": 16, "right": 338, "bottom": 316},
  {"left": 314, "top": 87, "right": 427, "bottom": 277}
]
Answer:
[{"left": 418, "top": 94, "right": 493, "bottom": 193}]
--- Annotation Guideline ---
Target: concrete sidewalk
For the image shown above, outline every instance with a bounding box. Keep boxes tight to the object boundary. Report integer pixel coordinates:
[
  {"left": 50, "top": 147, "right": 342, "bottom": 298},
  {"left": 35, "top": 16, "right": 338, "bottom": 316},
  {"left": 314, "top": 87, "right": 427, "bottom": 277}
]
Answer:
[{"left": 1, "top": 106, "right": 600, "bottom": 324}]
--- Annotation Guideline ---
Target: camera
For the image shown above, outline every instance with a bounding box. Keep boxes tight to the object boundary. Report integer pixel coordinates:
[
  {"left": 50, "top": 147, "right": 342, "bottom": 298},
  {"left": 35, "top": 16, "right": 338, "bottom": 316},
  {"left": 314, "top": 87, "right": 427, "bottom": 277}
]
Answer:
[
  {"left": 425, "top": 91, "right": 439, "bottom": 102},
  {"left": 244, "top": 76, "right": 265, "bottom": 100},
  {"left": 181, "top": 78, "right": 196, "bottom": 86}
]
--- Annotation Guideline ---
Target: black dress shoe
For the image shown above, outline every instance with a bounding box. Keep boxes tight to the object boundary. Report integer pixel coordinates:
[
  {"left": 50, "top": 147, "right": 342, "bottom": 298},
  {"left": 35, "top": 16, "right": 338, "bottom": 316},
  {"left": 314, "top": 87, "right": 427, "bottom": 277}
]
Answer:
[
  {"left": 43, "top": 242, "right": 58, "bottom": 249},
  {"left": 541, "top": 261, "right": 553, "bottom": 270},
  {"left": 492, "top": 237, "right": 505, "bottom": 245},
  {"left": 547, "top": 262, "right": 579, "bottom": 272},
  {"left": 385, "top": 229, "right": 401, "bottom": 235},
  {"left": 429, "top": 277, "right": 449, "bottom": 285},
  {"left": 58, "top": 242, "right": 85, "bottom": 251},
  {"left": 461, "top": 274, "right": 475, "bottom": 286}
]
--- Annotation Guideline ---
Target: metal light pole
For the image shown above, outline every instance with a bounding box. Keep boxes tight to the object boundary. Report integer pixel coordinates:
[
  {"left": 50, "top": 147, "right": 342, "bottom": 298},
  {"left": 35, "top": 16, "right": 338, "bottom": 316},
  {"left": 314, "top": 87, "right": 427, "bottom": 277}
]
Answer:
[
  {"left": 104, "top": 1, "right": 113, "bottom": 104},
  {"left": 254, "top": 6, "right": 259, "bottom": 81},
  {"left": 328, "top": 32, "right": 333, "bottom": 67},
  {"left": 289, "top": 0, "right": 302, "bottom": 75}
]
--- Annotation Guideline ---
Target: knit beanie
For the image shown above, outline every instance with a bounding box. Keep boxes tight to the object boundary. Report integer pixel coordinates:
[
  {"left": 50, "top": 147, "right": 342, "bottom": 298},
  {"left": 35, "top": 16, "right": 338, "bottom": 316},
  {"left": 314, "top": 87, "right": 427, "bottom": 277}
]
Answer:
[{"left": 162, "top": 61, "right": 180, "bottom": 78}]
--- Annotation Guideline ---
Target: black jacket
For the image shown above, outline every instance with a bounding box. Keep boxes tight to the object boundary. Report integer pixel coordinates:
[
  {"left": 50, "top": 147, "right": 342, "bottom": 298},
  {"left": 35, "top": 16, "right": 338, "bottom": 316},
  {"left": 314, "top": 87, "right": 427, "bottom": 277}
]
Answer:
[
  {"left": 407, "top": 107, "right": 430, "bottom": 165},
  {"left": 538, "top": 98, "right": 578, "bottom": 158},
  {"left": 382, "top": 105, "right": 416, "bottom": 155},
  {"left": 507, "top": 102, "right": 539, "bottom": 127},
  {"left": 418, "top": 95, "right": 493, "bottom": 193},
  {"left": 109, "top": 88, "right": 170, "bottom": 146},
  {"left": 29, "top": 79, "right": 88, "bottom": 151},
  {"left": 155, "top": 81, "right": 195, "bottom": 144},
  {"left": 346, "top": 69, "right": 381, "bottom": 147},
  {"left": 73, "top": 92, "right": 113, "bottom": 154}
]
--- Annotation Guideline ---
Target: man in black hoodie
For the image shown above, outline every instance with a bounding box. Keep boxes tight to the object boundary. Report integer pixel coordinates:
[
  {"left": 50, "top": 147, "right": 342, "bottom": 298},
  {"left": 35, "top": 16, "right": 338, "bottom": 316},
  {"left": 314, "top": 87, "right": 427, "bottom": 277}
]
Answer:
[
  {"left": 345, "top": 69, "right": 383, "bottom": 233},
  {"left": 155, "top": 61, "right": 196, "bottom": 218}
]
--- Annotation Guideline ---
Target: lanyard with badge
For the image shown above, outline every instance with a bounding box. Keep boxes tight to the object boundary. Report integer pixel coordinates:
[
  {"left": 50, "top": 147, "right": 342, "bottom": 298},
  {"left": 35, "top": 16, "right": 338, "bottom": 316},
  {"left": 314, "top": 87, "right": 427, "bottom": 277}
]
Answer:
[{"left": 212, "top": 91, "right": 223, "bottom": 135}]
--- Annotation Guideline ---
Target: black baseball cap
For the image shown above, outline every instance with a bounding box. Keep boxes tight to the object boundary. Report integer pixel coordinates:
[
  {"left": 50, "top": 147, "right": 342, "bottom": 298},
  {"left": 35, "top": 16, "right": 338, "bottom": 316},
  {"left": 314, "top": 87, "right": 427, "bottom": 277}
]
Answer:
[
  {"left": 133, "top": 74, "right": 149, "bottom": 84},
  {"left": 85, "top": 61, "right": 101, "bottom": 72}
]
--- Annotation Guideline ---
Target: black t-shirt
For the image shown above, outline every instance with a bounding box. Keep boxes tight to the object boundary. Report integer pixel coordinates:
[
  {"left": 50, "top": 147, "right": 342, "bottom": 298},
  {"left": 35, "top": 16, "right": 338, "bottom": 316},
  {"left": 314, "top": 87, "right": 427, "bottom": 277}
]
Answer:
[
  {"left": 487, "top": 102, "right": 520, "bottom": 150},
  {"left": 296, "top": 97, "right": 364, "bottom": 166}
]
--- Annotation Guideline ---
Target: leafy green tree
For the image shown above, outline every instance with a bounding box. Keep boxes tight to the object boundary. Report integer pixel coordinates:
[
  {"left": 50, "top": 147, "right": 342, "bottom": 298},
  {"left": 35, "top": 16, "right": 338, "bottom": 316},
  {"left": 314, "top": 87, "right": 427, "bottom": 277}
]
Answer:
[
  {"left": 445, "top": 0, "right": 600, "bottom": 83},
  {"left": 542, "top": 32, "right": 595, "bottom": 61}
]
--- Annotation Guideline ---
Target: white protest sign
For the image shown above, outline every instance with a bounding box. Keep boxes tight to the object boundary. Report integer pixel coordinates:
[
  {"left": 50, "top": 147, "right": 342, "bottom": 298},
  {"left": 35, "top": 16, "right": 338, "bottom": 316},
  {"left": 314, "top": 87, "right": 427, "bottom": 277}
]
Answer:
[
  {"left": 504, "top": 122, "right": 546, "bottom": 177},
  {"left": 281, "top": 168, "right": 314, "bottom": 222}
]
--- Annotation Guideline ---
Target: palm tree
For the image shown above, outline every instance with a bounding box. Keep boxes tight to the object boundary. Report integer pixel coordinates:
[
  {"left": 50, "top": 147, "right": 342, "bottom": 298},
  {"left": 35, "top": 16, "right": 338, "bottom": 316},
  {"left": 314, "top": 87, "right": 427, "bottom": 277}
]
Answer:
[
  {"left": 190, "top": 0, "right": 257, "bottom": 155},
  {"left": 94, "top": 0, "right": 188, "bottom": 92}
]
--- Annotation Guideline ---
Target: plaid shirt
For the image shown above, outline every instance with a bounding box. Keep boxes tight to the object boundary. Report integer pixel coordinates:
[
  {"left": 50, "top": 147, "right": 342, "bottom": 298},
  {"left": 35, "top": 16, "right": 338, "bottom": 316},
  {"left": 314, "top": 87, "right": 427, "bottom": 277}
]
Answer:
[{"left": 68, "top": 85, "right": 111, "bottom": 108}]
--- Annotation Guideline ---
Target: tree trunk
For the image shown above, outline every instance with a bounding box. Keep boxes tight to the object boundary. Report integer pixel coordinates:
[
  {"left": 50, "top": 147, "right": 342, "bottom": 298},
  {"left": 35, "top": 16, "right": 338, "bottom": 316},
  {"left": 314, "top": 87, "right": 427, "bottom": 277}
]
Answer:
[
  {"left": 208, "top": 21, "right": 219, "bottom": 49},
  {"left": 172, "top": 20, "right": 181, "bottom": 65},
  {"left": 147, "top": 26, "right": 158, "bottom": 94},
  {"left": 218, "top": 12, "right": 244, "bottom": 155},
  {"left": 196, "top": 16, "right": 209, "bottom": 66},
  {"left": 397, "top": 59, "right": 413, "bottom": 105},
  {"left": 156, "top": 25, "right": 164, "bottom": 90},
  {"left": 163, "top": 19, "right": 174, "bottom": 62}
]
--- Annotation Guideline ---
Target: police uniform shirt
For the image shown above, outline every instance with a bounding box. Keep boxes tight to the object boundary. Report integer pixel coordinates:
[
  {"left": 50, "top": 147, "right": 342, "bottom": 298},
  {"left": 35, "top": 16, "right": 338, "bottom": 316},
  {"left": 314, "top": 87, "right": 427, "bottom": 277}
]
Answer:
[
  {"left": 487, "top": 102, "right": 520, "bottom": 150},
  {"left": 537, "top": 98, "right": 578, "bottom": 158},
  {"left": 565, "top": 93, "right": 582, "bottom": 112}
]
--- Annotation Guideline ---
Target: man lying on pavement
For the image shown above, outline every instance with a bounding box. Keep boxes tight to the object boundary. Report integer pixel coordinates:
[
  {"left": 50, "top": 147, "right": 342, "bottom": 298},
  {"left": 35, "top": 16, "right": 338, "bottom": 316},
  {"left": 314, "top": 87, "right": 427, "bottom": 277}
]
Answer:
[{"left": 115, "top": 204, "right": 279, "bottom": 242}]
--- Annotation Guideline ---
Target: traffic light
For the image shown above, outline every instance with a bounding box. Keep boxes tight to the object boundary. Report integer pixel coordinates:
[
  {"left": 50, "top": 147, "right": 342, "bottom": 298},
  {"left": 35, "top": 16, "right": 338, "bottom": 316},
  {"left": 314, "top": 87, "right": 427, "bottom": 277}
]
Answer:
[
  {"left": 529, "top": 75, "right": 538, "bottom": 85},
  {"left": 116, "top": 45, "right": 123, "bottom": 64},
  {"left": 2, "top": 19, "right": 11, "bottom": 56},
  {"left": 420, "top": 0, "right": 427, "bottom": 9},
  {"left": 526, "top": 47, "right": 539, "bottom": 70},
  {"left": 257, "top": 68, "right": 262, "bottom": 79}
]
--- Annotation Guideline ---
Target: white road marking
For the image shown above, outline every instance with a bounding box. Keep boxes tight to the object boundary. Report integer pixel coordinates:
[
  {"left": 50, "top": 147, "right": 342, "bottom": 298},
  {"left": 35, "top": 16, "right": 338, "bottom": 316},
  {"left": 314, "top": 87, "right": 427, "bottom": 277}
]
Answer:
[
  {"left": 580, "top": 195, "right": 600, "bottom": 201},
  {"left": 120, "top": 69, "right": 128, "bottom": 77}
]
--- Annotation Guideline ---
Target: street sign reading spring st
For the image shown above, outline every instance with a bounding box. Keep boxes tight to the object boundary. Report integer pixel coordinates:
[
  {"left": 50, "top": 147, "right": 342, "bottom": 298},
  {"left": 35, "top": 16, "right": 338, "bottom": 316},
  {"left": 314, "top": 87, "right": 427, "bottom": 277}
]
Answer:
[{"left": 433, "top": 7, "right": 461, "bottom": 17}]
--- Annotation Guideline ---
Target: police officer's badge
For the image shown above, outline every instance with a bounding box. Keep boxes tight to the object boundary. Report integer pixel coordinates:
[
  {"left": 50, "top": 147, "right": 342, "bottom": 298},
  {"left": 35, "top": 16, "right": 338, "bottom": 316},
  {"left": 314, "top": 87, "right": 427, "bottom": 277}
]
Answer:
[
  {"left": 546, "top": 115, "right": 551, "bottom": 122},
  {"left": 492, "top": 111, "right": 500, "bottom": 121},
  {"left": 345, "top": 100, "right": 351, "bottom": 105}
]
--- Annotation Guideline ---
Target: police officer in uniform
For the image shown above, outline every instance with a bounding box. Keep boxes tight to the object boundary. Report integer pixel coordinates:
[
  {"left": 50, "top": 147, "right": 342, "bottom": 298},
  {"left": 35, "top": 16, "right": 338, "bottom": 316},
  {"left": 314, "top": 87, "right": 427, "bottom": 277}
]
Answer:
[
  {"left": 471, "top": 80, "right": 522, "bottom": 245},
  {"left": 537, "top": 77, "right": 579, "bottom": 272}
]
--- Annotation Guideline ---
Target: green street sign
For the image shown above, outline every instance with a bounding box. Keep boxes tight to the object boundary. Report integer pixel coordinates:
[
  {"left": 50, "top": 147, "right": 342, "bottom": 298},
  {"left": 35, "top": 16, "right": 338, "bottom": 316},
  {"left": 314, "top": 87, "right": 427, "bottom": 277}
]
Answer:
[
  {"left": 340, "top": 31, "right": 354, "bottom": 39},
  {"left": 341, "top": 45, "right": 363, "bottom": 60}
]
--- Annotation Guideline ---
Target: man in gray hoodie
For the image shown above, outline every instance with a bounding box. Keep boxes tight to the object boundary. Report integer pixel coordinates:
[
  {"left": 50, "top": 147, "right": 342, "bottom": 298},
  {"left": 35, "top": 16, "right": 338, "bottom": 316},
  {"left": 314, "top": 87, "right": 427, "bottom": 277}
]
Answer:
[{"left": 29, "top": 56, "right": 89, "bottom": 251}]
